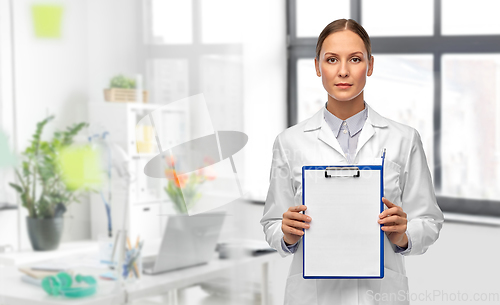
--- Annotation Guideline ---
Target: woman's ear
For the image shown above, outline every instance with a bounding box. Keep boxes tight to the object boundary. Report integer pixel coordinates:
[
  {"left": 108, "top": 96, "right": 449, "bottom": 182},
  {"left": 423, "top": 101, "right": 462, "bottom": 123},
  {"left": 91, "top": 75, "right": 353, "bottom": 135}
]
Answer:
[
  {"left": 367, "top": 55, "right": 374, "bottom": 76},
  {"left": 314, "top": 57, "right": 321, "bottom": 77}
]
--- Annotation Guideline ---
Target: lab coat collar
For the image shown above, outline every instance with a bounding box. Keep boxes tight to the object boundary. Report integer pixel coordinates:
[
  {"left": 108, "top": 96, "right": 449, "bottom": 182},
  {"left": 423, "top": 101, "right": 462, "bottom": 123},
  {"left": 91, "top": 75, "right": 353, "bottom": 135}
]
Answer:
[
  {"left": 304, "top": 102, "right": 388, "bottom": 132},
  {"left": 304, "top": 103, "right": 389, "bottom": 160}
]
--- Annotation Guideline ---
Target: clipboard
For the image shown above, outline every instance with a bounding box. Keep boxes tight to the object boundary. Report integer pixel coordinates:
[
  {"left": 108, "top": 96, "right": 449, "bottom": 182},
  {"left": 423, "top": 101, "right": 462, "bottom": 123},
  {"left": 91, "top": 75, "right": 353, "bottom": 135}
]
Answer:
[{"left": 301, "top": 150, "right": 386, "bottom": 279}]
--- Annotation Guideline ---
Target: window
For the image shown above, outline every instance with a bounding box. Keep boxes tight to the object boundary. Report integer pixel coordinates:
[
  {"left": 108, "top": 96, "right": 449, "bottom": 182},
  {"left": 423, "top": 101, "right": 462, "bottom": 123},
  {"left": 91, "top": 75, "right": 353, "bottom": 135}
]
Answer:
[
  {"left": 150, "top": 0, "right": 193, "bottom": 44},
  {"left": 442, "top": 0, "right": 500, "bottom": 35},
  {"left": 297, "top": 58, "right": 325, "bottom": 122},
  {"left": 200, "top": 0, "right": 243, "bottom": 44},
  {"left": 143, "top": 0, "right": 287, "bottom": 203},
  {"left": 441, "top": 54, "right": 500, "bottom": 200},
  {"left": 296, "top": 0, "right": 350, "bottom": 38},
  {"left": 362, "top": 0, "right": 434, "bottom": 37},
  {"left": 287, "top": 0, "right": 500, "bottom": 216},
  {"left": 364, "top": 54, "right": 434, "bottom": 176}
]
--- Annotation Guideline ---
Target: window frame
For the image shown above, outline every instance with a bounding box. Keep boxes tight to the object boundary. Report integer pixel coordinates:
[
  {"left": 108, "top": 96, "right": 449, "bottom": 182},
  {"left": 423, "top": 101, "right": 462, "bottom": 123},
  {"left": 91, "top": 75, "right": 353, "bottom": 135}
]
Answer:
[
  {"left": 141, "top": 0, "right": 243, "bottom": 98},
  {"left": 287, "top": 0, "right": 500, "bottom": 217}
]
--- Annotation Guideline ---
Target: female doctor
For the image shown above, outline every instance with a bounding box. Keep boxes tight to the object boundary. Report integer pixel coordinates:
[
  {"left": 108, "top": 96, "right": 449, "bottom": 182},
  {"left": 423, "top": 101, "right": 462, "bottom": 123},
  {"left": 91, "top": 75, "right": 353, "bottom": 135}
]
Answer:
[{"left": 261, "top": 19, "right": 444, "bottom": 305}]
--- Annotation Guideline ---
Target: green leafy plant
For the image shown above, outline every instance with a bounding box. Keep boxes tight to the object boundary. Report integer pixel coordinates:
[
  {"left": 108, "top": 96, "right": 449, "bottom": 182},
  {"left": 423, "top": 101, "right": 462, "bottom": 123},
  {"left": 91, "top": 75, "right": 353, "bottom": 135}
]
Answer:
[
  {"left": 109, "top": 74, "right": 136, "bottom": 89},
  {"left": 9, "top": 116, "right": 91, "bottom": 218}
]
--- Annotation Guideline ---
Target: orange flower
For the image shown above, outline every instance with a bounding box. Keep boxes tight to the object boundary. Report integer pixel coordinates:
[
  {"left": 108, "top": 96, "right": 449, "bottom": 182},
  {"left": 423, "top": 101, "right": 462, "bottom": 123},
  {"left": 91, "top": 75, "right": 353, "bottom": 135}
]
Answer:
[
  {"left": 164, "top": 168, "right": 177, "bottom": 180},
  {"left": 175, "top": 174, "right": 188, "bottom": 188},
  {"left": 165, "top": 154, "right": 176, "bottom": 167},
  {"left": 165, "top": 168, "right": 187, "bottom": 188}
]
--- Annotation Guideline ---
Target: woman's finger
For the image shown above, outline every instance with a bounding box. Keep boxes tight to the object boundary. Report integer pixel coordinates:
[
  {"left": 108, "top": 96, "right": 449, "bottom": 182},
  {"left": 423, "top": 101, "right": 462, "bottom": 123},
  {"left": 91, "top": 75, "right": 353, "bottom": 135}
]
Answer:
[
  {"left": 379, "top": 206, "right": 406, "bottom": 219},
  {"left": 290, "top": 205, "right": 307, "bottom": 212},
  {"left": 283, "top": 218, "right": 310, "bottom": 229},
  {"left": 381, "top": 224, "right": 406, "bottom": 233},
  {"left": 382, "top": 197, "right": 396, "bottom": 208},
  {"left": 378, "top": 215, "right": 407, "bottom": 225},
  {"left": 282, "top": 224, "right": 304, "bottom": 236},
  {"left": 284, "top": 210, "right": 312, "bottom": 222}
]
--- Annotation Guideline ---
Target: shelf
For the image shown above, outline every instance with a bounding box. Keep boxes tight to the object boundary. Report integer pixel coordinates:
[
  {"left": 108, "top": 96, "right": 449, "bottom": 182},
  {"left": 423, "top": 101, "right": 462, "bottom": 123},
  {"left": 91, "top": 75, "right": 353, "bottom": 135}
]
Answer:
[
  {"left": 130, "top": 199, "right": 170, "bottom": 206},
  {"left": 89, "top": 101, "right": 188, "bottom": 242},
  {"left": 131, "top": 153, "right": 159, "bottom": 159}
]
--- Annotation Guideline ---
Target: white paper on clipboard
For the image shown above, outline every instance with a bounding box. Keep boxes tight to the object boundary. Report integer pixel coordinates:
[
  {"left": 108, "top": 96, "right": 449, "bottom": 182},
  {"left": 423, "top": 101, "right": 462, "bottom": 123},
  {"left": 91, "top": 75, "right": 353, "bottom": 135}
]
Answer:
[{"left": 302, "top": 164, "right": 383, "bottom": 278}]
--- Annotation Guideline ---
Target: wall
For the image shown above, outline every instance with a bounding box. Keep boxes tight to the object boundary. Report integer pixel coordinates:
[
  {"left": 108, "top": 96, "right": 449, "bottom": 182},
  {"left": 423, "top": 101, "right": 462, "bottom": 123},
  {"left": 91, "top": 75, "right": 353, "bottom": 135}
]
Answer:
[
  {"left": 242, "top": 0, "right": 288, "bottom": 201},
  {"left": 0, "top": 0, "right": 140, "bottom": 249},
  {"left": 86, "top": 0, "right": 140, "bottom": 104},
  {"left": 0, "top": 0, "right": 18, "bottom": 249},
  {"left": 11, "top": 0, "right": 89, "bottom": 247}
]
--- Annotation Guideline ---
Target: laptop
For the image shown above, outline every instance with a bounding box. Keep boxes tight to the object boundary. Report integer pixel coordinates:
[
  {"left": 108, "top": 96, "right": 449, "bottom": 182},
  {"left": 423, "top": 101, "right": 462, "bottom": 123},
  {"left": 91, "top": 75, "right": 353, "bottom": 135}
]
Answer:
[{"left": 143, "top": 212, "right": 225, "bottom": 275}]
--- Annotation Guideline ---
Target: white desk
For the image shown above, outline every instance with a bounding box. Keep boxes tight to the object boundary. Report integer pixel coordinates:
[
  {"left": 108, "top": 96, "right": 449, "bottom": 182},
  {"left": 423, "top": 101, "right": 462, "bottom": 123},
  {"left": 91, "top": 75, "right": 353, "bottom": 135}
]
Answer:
[
  {"left": 0, "top": 264, "right": 124, "bottom": 305},
  {"left": 0, "top": 241, "right": 98, "bottom": 267},
  {"left": 0, "top": 246, "right": 279, "bottom": 305}
]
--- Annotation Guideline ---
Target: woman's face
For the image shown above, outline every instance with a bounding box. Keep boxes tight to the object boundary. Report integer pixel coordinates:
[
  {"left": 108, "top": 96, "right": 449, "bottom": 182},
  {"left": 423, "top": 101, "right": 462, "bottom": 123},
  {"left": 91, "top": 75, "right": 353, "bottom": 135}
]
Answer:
[{"left": 315, "top": 30, "right": 374, "bottom": 104}]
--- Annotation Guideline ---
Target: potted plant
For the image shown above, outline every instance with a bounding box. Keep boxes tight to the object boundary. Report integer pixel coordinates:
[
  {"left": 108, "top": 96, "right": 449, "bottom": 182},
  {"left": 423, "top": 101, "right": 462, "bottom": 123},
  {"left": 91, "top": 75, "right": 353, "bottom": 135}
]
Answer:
[
  {"left": 9, "top": 116, "right": 90, "bottom": 251},
  {"left": 103, "top": 74, "right": 148, "bottom": 103},
  {"left": 164, "top": 156, "right": 216, "bottom": 214}
]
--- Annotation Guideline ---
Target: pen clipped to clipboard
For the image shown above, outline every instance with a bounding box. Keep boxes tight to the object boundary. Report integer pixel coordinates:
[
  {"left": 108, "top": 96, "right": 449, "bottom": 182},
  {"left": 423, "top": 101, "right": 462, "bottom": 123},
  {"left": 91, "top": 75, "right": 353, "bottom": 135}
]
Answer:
[{"left": 301, "top": 149, "right": 386, "bottom": 279}]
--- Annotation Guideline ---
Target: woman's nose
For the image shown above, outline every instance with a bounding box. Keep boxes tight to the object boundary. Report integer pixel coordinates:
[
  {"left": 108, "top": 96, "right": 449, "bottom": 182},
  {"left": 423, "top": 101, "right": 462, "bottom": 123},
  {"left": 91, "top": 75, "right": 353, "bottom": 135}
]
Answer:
[{"left": 338, "top": 63, "right": 349, "bottom": 77}]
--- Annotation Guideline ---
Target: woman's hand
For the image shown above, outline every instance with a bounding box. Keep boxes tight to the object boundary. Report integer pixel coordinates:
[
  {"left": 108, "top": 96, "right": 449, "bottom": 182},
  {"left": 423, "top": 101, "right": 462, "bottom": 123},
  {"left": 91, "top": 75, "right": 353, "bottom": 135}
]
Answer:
[
  {"left": 282, "top": 205, "right": 311, "bottom": 246},
  {"left": 378, "top": 197, "right": 408, "bottom": 248}
]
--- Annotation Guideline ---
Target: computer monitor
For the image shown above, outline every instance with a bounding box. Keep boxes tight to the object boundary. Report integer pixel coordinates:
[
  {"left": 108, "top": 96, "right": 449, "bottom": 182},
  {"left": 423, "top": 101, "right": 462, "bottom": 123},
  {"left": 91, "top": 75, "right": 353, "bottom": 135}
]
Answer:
[{"left": 143, "top": 212, "right": 225, "bottom": 275}]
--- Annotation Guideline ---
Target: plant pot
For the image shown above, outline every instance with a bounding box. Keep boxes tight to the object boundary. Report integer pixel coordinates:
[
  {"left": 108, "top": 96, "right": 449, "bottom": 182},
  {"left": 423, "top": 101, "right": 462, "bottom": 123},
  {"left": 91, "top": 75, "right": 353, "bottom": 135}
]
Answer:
[
  {"left": 103, "top": 88, "right": 149, "bottom": 103},
  {"left": 26, "top": 216, "right": 64, "bottom": 251}
]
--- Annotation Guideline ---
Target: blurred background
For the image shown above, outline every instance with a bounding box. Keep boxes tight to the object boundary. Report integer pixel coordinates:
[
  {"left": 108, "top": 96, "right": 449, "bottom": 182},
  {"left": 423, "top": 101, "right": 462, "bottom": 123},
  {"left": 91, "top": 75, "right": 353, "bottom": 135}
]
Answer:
[{"left": 0, "top": 0, "right": 499, "bottom": 304}]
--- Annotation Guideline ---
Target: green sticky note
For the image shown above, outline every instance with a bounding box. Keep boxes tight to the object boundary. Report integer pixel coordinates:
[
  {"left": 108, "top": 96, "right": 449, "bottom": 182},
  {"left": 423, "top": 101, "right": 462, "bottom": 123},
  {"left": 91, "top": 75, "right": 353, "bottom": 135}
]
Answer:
[
  {"left": 32, "top": 5, "right": 63, "bottom": 38},
  {"left": 59, "top": 145, "right": 103, "bottom": 190},
  {"left": 0, "top": 131, "right": 16, "bottom": 168}
]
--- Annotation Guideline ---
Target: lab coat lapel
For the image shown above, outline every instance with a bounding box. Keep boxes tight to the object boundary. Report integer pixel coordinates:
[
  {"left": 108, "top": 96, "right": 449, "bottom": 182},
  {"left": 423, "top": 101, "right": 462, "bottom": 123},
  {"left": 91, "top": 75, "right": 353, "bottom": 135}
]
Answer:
[
  {"left": 304, "top": 108, "right": 346, "bottom": 160},
  {"left": 304, "top": 103, "right": 388, "bottom": 162},
  {"left": 354, "top": 104, "right": 389, "bottom": 163},
  {"left": 355, "top": 120, "right": 375, "bottom": 159},
  {"left": 318, "top": 118, "right": 346, "bottom": 159}
]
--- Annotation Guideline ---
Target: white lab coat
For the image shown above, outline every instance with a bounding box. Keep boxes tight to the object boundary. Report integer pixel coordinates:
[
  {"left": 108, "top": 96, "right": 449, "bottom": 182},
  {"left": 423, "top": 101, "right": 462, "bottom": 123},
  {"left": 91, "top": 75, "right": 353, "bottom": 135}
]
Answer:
[{"left": 261, "top": 103, "right": 444, "bottom": 305}]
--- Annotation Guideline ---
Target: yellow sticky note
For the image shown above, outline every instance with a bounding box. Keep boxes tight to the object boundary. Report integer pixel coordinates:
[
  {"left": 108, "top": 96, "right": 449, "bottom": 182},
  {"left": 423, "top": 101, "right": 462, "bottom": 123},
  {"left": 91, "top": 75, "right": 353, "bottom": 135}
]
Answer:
[
  {"left": 32, "top": 5, "right": 63, "bottom": 38},
  {"left": 59, "top": 145, "right": 103, "bottom": 190}
]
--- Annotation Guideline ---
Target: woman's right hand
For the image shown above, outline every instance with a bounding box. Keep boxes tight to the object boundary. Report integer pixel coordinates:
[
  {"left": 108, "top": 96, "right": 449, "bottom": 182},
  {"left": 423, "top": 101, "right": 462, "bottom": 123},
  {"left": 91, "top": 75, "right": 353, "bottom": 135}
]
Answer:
[{"left": 282, "top": 205, "right": 311, "bottom": 246}]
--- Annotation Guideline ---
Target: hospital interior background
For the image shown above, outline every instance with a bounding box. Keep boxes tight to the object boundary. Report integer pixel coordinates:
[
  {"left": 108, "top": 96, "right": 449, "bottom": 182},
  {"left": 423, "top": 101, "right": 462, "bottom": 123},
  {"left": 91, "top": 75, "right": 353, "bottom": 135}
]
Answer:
[{"left": 0, "top": 1, "right": 499, "bottom": 304}]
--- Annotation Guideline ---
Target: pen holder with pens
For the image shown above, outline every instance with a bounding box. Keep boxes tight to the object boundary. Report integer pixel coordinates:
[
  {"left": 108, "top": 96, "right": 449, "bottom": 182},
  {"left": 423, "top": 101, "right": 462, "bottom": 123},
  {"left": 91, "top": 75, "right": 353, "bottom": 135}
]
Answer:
[
  {"left": 123, "top": 237, "right": 143, "bottom": 282},
  {"left": 97, "top": 232, "right": 144, "bottom": 282}
]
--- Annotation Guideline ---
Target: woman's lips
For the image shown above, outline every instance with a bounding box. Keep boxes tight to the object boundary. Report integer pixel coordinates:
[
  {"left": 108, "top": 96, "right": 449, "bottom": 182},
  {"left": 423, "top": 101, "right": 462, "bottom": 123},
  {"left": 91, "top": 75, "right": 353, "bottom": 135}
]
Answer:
[{"left": 336, "top": 84, "right": 352, "bottom": 89}]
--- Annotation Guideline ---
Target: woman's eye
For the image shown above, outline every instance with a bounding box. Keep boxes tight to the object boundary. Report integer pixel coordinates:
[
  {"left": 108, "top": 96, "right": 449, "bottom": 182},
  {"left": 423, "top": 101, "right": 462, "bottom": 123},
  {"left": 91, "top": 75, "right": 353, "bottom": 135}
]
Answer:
[
  {"left": 352, "top": 57, "right": 361, "bottom": 63},
  {"left": 327, "top": 58, "right": 337, "bottom": 63}
]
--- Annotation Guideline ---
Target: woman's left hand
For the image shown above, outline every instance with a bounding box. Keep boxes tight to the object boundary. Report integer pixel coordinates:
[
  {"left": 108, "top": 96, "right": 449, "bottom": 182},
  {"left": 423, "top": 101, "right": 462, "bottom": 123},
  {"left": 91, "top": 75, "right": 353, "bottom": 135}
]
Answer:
[{"left": 378, "top": 197, "right": 408, "bottom": 249}]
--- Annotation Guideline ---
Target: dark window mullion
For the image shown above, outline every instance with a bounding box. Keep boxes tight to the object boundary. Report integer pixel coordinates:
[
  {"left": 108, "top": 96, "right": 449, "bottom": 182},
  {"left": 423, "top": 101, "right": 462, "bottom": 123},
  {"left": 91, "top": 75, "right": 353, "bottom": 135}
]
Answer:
[
  {"left": 433, "top": 52, "right": 442, "bottom": 190},
  {"left": 288, "top": 53, "right": 298, "bottom": 128},
  {"left": 433, "top": 0, "right": 442, "bottom": 190},
  {"left": 352, "top": 0, "right": 361, "bottom": 23},
  {"left": 287, "top": 0, "right": 297, "bottom": 45},
  {"left": 287, "top": 0, "right": 296, "bottom": 126},
  {"left": 370, "top": 36, "right": 500, "bottom": 53}
]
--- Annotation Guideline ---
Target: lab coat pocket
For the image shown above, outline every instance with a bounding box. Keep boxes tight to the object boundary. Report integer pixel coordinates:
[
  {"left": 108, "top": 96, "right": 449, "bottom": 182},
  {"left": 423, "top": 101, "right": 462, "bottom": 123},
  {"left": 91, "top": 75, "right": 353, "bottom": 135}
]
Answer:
[
  {"left": 383, "top": 160, "right": 403, "bottom": 205},
  {"left": 284, "top": 273, "right": 317, "bottom": 305},
  {"left": 379, "top": 267, "right": 409, "bottom": 305}
]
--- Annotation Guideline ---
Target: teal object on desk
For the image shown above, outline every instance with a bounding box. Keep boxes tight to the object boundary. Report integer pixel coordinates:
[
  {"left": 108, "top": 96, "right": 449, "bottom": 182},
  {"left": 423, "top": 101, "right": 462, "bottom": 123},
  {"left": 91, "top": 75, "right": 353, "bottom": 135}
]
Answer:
[{"left": 42, "top": 272, "right": 97, "bottom": 298}]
